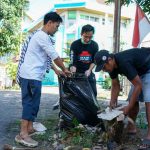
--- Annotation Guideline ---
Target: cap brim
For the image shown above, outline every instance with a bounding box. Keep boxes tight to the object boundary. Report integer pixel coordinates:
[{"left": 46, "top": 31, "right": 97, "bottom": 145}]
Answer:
[{"left": 95, "top": 64, "right": 104, "bottom": 72}]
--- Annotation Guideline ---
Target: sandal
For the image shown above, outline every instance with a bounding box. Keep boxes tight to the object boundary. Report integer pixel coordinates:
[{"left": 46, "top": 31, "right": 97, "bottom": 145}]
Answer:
[
  {"left": 15, "top": 134, "right": 38, "bottom": 147},
  {"left": 138, "top": 139, "right": 150, "bottom": 150}
]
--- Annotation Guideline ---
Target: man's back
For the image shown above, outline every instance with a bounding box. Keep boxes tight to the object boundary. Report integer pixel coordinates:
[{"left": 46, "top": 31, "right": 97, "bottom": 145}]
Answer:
[{"left": 110, "top": 48, "right": 150, "bottom": 80}]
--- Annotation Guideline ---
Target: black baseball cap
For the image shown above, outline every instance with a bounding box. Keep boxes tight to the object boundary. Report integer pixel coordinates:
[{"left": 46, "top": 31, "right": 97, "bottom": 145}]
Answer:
[{"left": 94, "top": 50, "right": 110, "bottom": 72}]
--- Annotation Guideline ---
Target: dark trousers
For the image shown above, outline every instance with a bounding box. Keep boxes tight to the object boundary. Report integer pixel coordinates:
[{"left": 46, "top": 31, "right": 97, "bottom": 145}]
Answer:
[
  {"left": 20, "top": 78, "right": 42, "bottom": 121},
  {"left": 88, "top": 72, "right": 97, "bottom": 97}
]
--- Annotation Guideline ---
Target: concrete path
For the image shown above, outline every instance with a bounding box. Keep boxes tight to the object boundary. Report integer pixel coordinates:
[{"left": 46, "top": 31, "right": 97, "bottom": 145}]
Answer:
[
  {"left": 0, "top": 90, "right": 59, "bottom": 149},
  {"left": 0, "top": 87, "right": 147, "bottom": 149}
]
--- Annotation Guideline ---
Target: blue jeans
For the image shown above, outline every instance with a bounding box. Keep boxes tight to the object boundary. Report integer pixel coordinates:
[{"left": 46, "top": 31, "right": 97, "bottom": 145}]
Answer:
[
  {"left": 128, "top": 70, "right": 150, "bottom": 102},
  {"left": 20, "top": 78, "right": 42, "bottom": 121}
]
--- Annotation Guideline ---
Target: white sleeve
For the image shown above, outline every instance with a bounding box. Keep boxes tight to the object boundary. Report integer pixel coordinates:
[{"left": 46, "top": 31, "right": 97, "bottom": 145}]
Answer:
[{"left": 37, "top": 33, "right": 59, "bottom": 61}]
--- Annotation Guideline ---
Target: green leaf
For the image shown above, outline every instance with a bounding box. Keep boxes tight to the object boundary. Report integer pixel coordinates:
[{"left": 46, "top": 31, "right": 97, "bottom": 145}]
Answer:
[{"left": 0, "top": 0, "right": 29, "bottom": 56}]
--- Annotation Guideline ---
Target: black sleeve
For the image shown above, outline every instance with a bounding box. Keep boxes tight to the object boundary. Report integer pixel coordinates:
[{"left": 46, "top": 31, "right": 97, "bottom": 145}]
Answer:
[
  {"left": 110, "top": 63, "right": 138, "bottom": 81},
  {"left": 121, "top": 63, "right": 138, "bottom": 81},
  {"left": 92, "top": 42, "right": 99, "bottom": 63},
  {"left": 70, "top": 42, "right": 78, "bottom": 67}
]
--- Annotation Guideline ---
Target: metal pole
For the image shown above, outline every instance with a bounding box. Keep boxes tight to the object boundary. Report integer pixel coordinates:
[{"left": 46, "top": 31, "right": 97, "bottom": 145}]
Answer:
[{"left": 113, "top": 0, "right": 121, "bottom": 53}]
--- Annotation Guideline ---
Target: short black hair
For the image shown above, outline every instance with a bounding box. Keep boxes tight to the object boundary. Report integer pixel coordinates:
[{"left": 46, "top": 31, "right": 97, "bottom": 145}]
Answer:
[
  {"left": 44, "top": 12, "right": 63, "bottom": 25},
  {"left": 81, "top": 24, "right": 95, "bottom": 34}
]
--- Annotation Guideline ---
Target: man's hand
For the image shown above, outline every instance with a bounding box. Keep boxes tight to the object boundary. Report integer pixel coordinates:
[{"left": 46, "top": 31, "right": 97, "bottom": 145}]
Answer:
[
  {"left": 54, "top": 69, "right": 65, "bottom": 77},
  {"left": 122, "top": 105, "right": 132, "bottom": 115},
  {"left": 70, "top": 66, "right": 76, "bottom": 73},
  {"left": 109, "top": 100, "right": 117, "bottom": 109},
  {"left": 85, "top": 69, "right": 91, "bottom": 77},
  {"left": 63, "top": 68, "right": 72, "bottom": 77}
]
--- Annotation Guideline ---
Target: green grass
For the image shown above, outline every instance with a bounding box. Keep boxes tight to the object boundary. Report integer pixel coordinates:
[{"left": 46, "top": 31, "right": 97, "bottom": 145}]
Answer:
[
  {"left": 5, "top": 114, "right": 144, "bottom": 149},
  {"left": 33, "top": 117, "right": 100, "bottom": 148}
]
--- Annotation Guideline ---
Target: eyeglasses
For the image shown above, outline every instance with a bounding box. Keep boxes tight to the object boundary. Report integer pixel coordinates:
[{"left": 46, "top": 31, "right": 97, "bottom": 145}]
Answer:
[{"left": 82, "top": 35, "right": 93, "bottom": 40}]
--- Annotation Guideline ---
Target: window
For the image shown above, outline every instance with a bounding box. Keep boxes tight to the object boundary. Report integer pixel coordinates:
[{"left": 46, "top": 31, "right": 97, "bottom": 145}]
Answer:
[
  {"left": 67, "top": 33, "right": 75, "bottom": 44},
  {"left": 68, "top": 11, "right": 76, "bottom": 19},
  {"left": 102, "top": 18, "right": 105, "bottom": 25},
  {"left": 85, "top": 15, "right": 89, "bottom": 20},
  {"left": 61, "top": 15, "right": 65, "bottom": 25},
  {"left": 69, "top": 22, "right": 74, "bottom": 27},
  {"left": 80, "top": 14, "right": 84, "bottom": 19},
  {"left": 95, "top": 17, "right": 99, "bottom": 22},
  {"left": 90, "top": 16, "right": 99, "bottom": 22},
  {"left": 121, "top": 21, "right": 127, "bottom": 28},
  {"left": 90, "top": 16, "right": 95, "bottom": 21},
  {"left": 80, "top": 14, "right": 99, "bottom": 22}
]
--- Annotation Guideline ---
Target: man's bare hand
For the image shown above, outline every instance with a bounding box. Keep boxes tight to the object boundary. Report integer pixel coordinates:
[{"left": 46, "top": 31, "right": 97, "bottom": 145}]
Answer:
[
  {"left": 85, "top": 70, "right": 91, "bottom": 77},
  {"left": 54, "top": 69, "right": 65, "bottom": 76},
  {"left": 109, "top": 100, "right": 117, "bottom": 109},
  {"left": 122, "top": 105, "right": 131, "bottom": 115},
  {"left": 63, "top": 68, "right": 72, "bottom": 77},
  {"left": 70, "top": 66, "right": 76, "bottom": 73}
]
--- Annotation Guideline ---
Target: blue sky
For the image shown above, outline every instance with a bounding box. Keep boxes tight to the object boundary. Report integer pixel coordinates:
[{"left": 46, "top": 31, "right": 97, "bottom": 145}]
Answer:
[{"left": 27, "top": 0, "right": 54, "bottom": 20}]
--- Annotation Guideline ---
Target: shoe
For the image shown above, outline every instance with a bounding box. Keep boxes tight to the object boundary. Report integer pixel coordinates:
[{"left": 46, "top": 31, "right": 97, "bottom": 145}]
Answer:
[
  {"left": 15, "top": 134, "right": 38, "bottom": 147},
  {"left": 138, "top": 139, "right": 150, "bottom": 150}
]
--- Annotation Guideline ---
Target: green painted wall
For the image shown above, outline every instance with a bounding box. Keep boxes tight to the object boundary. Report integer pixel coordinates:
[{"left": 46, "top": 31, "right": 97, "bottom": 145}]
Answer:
[{"left": 42, "top": 70, "right": 58, "bottom": 86}]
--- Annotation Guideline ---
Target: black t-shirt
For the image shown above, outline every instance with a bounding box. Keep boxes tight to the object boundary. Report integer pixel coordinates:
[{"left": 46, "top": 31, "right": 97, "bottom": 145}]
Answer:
[
  {"left": 70, "top": 39, "right": 98, "bottom": 73},
  {"left": 109, "top": 48, "right": 150, "bottom": 81}
]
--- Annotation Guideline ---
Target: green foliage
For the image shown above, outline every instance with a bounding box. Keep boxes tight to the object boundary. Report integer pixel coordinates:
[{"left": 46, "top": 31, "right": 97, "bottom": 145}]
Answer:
[
  {"left": 63, "top": 42, "right": 71, "bottom": 67},
  {"left": 0, "top": 0, "right": 29, "bottom": 56},
  {"left": 6, "top": 60, "right": 18, "bottom": 80},
  {"left": 136, "top": 112, "right": 148, "bottom": 129},
  {"left": 30, "top": 117, "right": 100, "bottom": 148},
  {"left": 63, "top": 42, "right": 71, "bottom": 57},
  {"left": 61, "top": 127, "right": 99, "bottom": 148},
  {"left": 106, "top": 0, "right": 134, "bottom": 6},
  {"left": 72, "top": 118, "right": 80, "bottom": 127},
  {"left": 102, "top": 77, "right": 111, "bottom": 89},
  {"left": 105, "top": 0, "right": 150, "bottom": 15},
  {"left": 136, "top": 0, "right": 150, "bottom": 15}
]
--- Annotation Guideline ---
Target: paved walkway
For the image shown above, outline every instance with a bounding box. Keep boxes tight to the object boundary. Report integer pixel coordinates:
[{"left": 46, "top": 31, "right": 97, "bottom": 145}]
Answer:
[
  {"left": 0, "top": 87, "right": 146, "bottom": 149},
  {"left": 0, "top": 89, "right": 59, "bottom": 149}
]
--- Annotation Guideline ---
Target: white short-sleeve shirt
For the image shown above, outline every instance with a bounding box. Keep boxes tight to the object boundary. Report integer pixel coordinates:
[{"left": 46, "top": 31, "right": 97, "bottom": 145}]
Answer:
[{"left": 19, "top": 30, "right": 59, "bottom": 81}]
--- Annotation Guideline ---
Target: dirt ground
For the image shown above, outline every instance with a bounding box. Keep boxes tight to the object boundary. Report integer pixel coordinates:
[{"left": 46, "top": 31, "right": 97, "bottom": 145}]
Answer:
[{"left": 0, "top": 88, "right": 149, "bottom": 150}]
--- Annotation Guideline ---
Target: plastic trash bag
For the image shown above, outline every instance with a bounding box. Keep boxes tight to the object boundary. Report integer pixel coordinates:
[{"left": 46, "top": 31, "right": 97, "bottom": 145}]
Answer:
[{"left": 59, "top": 73, "right": 101, "bottom": 127}]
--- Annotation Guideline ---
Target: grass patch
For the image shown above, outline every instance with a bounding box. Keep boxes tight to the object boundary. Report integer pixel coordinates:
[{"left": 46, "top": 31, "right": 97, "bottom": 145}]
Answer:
[
  {"left": 5, "top": 114, "right": 145, "bottom": 149},
  {"left": 6, "top": 120, "right": 20, "bottom": 132},
  {"left": 60, "top": 127, "right": 100, "bottom": 148},
  {"left": 33, "top": 117, "right": 100, "bottom": 148},
  {"left": 33, "top": 117, "right": 59, "bottom": 141}
]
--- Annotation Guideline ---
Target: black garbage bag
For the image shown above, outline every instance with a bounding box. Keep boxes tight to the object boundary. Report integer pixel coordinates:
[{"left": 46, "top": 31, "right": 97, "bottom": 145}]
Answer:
[
  {"left": 59, "top": 73, "right": 101, "bottom": 127},
  {"left": 60, "top": 95, "right": 99, "bottom": 125}
]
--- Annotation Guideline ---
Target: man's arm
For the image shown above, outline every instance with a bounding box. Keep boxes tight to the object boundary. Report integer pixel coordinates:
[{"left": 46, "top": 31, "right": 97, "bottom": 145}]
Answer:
[
  {"left": 85, "top": 41, "right": 98, "bottom": 76},
  {"left": 37, "top": 34, "right": 71, "bottom": 76},
  {"left": 69, "top": 43, "right": 77, "bottom": 72},
  {"left": 85, "top": 63, "right": 95, "bottom": 76},
  {"left": 123, "top": 75, "right": 142, "bottom": 114},
  {"left": 51, "top": 64, "right": 65, "bottom": 76},
  {"left": 110, "top": 77, "right": 120, "bottom": 108},
  {"left": 53, "top": 57, "right": 70, "bottom": 76},
  {"left": 88, "top": 63, "right": 95, "bottom": 71}
]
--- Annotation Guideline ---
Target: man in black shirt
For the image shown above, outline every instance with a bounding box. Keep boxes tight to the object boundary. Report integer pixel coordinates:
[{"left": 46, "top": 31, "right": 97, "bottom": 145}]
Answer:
[
  {"left": 94, "top": 48, "right": 150, "bottom": 146},
  {"left": 70, "top": 24, "right": 98, "bottom": 97}
]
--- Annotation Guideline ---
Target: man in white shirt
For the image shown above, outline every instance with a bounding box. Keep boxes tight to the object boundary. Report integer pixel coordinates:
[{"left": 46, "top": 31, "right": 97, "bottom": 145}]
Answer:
[{"left": 15, "top": 12, "right": 70, "bottom": 147}]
